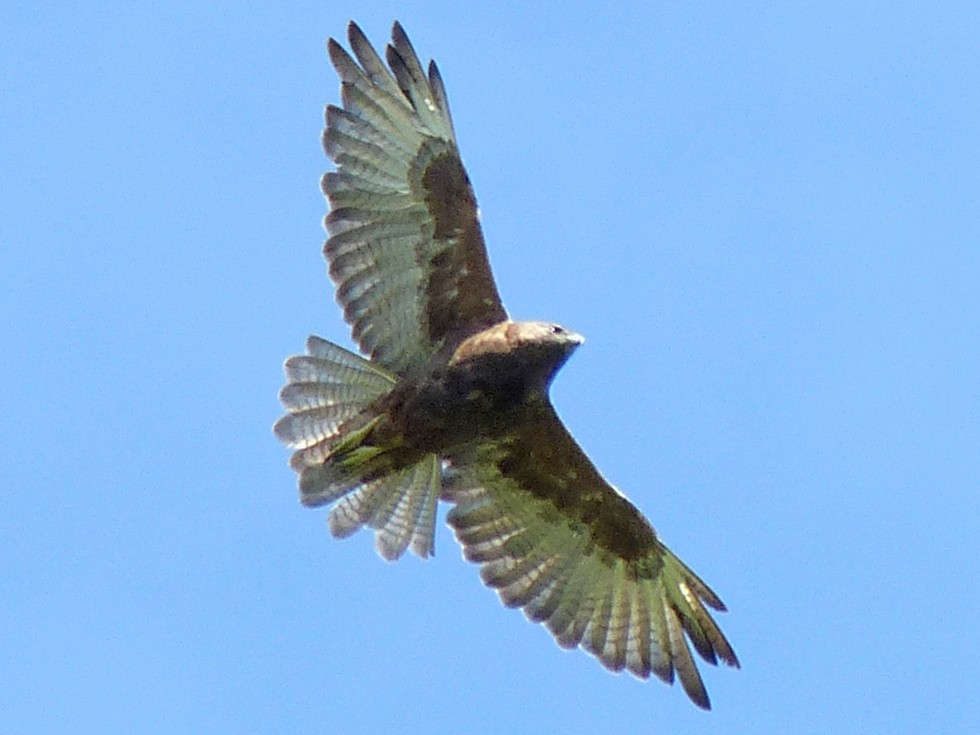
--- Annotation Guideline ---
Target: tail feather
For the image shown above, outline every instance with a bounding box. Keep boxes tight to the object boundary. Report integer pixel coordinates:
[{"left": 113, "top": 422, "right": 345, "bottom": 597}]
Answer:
[
  {"left": 275, "top": 404, "right": 362, "bottom": 449},
  {"left": 280, "top": 380, "right": 385, "bottom": 412},
  {"left": 325, "top": 454, "right": 440, "bottom": 560},
  {"left": 286, "top": 335, "right": 396, "bottom": 384},
  {"left": 276, "top": 336, "right": 441, "bottom": 560},
  {"left": 372, "top": 456, "right": 440, "bottom": 559}
]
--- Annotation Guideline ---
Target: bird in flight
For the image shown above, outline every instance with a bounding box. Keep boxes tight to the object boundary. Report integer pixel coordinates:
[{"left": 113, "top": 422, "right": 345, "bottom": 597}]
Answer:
[{"left": 275, "top": 21, "right": 739, "bottom": 709}]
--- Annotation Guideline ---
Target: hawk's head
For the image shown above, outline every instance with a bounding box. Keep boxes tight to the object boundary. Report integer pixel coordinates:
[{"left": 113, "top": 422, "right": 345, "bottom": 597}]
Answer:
[{"left": 450, "top": 320, "right": 584, "bottom": 393}]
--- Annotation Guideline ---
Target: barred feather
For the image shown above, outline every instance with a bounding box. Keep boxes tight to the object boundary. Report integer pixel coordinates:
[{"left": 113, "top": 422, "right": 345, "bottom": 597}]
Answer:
[
  {"left": 445, "top": 426, "right": 739, "bottom": 710},
  {"left": 322, "top": 21, "right": 505, "bottom": 375},
  {"left": 276, "top": 336, "right": 439, "bottom": 560}
]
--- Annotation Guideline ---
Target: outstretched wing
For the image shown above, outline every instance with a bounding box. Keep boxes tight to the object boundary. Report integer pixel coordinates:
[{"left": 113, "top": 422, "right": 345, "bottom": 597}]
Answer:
[
  {"left": 445, "top": 400, "right": 739, "bottom": 710},
  {"left": 323, "top": 22, "right": 506, "bottom": 375}
]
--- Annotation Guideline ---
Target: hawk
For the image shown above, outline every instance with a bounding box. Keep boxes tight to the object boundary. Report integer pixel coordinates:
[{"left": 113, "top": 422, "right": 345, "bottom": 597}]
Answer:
[{"left": 275, "top": 21, "right": 739, "bottom": 709}]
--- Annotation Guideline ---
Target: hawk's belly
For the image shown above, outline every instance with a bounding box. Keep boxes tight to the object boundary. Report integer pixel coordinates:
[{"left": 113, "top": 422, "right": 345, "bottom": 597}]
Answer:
[{"left": 383, "top": 357, "right": 537, "bottom": 456}]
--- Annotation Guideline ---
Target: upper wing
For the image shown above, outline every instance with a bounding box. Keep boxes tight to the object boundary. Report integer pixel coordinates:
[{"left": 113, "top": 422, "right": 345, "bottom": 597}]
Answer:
[
  {"left": 323, "top": 22, "right": 507, "bottom": 376},
  {"left": 444, "top": 400, "right": 739, "bottom": 709}
]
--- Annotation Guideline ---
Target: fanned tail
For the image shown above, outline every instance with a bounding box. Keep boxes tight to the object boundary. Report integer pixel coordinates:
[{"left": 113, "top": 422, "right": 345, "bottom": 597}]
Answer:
[{"left": 274, "top": 336, "right": 441, "bottom": 559}]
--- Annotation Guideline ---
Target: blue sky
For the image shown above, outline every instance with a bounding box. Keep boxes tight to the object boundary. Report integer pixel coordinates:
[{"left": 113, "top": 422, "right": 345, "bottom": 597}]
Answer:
[{"left": 3, "top": 2, "right": 979, "bottom": 732}]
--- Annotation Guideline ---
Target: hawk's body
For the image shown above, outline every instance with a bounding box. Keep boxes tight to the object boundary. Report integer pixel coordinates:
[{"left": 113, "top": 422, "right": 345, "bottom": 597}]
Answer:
[{"left": 276, "top": 22, "right": 739, "bottom": 709}]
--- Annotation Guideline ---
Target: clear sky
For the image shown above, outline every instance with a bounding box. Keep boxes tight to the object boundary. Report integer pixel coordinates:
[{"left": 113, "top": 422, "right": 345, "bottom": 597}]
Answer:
[{"left": 2, "top": 2, "right": 979, "bottom": 733}]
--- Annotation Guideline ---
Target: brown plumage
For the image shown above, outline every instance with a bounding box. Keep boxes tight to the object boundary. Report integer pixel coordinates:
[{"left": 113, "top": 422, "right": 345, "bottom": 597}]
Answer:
[{"left": 275, "top": 22, "right": 739, "bottom": 709}]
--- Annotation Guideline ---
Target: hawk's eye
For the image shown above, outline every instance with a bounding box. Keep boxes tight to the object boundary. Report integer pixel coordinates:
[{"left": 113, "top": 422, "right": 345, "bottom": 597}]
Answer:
[{"left": 550, "top": 325, "right": 565, "bottom": 335}]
